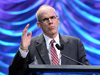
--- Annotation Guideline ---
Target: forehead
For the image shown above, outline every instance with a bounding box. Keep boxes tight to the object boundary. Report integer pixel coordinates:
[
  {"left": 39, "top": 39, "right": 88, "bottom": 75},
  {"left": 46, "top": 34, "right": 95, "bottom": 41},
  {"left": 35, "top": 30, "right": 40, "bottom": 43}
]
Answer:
[{"left": 39, "top": 7, "right": 56, "bottom": 19}]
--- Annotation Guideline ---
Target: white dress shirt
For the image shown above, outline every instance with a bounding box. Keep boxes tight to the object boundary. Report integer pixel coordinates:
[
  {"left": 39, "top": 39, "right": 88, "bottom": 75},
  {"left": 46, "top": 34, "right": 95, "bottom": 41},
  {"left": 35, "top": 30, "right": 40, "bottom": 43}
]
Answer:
[{"left": 43, "top": 33, "right": 61, "bottom": 65}]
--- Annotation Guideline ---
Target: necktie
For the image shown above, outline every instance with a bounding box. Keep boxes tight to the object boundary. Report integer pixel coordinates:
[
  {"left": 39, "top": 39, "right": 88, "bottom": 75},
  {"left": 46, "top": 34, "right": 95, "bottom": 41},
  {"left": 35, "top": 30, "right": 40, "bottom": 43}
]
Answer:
[{"left": 50, "top": 40, "right": 59, "bottom": 65}]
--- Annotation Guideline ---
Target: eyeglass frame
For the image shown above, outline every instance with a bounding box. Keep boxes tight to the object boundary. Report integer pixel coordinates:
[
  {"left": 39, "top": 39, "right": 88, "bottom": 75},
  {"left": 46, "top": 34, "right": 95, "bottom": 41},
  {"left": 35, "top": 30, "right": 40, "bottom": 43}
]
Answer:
[{"left": 38, "top": 15, "right": 58, "bottom": 23}]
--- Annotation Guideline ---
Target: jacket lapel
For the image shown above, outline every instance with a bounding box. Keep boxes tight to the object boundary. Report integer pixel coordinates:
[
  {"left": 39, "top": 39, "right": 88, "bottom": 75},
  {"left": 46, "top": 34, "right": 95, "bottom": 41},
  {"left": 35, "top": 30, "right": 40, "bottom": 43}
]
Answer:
[
  {"left": 60, "top": 35, "right": 71, "bottom": 65},
  {"left": 35, "top": 34, "right": 50, "bottom": 64}
]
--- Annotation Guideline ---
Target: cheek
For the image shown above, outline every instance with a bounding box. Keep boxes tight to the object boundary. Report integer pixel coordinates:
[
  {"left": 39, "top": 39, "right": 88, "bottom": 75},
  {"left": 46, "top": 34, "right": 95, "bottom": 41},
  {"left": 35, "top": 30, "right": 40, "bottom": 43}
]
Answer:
[
  {"left": 42, "top": 26, "right": 48, "bottom": 31},
  {"left": 56, "top": 24, "right": 59, "bottom": 28}
]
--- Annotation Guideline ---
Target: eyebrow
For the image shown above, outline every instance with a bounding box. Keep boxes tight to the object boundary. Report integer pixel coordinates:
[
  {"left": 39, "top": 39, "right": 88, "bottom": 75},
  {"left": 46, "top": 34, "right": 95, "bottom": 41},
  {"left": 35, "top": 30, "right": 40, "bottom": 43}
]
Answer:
[{"left": 43, "top": 15, "right": 56, "bottom": 19}]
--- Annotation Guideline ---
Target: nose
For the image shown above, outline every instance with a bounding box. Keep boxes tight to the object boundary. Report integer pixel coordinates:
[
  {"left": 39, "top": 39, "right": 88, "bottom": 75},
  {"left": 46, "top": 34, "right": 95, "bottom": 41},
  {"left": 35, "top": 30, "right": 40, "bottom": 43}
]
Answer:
[{"left": 48, "top": 18, "right": 53, "bottom": 23}]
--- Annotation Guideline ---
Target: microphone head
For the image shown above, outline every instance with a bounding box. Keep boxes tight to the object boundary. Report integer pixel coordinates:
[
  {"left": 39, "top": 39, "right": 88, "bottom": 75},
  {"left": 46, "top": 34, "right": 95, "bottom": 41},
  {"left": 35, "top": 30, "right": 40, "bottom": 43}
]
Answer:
[
  {"left": 61, "top": 44, "right": 64, "bottom": 50},
  {"left": 55, "top": 44, "right": 64, "bottom": 50},
  {"left": 55, "top": 44, "right": 60, "bottom": 50}
]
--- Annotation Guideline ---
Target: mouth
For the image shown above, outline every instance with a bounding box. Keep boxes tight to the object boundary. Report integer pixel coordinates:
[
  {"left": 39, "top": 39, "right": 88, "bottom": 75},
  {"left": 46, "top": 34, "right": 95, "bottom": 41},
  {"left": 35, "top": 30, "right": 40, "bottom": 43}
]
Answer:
[{"left": 49, "top": 26, "right": 55, "bottom": 29}]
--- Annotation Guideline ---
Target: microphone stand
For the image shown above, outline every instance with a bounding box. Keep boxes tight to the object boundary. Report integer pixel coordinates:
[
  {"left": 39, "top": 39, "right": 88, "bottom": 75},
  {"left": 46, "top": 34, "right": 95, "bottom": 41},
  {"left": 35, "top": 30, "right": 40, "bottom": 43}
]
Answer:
[{"left": 61, "top": 53, "right": 86, "bottom": 65}]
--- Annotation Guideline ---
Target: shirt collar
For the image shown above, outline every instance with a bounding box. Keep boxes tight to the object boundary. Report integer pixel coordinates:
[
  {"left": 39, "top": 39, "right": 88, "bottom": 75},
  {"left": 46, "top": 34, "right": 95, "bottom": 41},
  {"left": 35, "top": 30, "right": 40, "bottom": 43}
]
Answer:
[{"left": 43, "top": 33, "right": 60, "bottom": 46}]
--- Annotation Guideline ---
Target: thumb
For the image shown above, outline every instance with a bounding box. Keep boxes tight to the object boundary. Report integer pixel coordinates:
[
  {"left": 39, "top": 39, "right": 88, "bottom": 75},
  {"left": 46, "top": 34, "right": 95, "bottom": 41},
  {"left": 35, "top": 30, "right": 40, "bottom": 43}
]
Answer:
[{"left": 28, "top": 31, "right": 32, "bottom": 37}]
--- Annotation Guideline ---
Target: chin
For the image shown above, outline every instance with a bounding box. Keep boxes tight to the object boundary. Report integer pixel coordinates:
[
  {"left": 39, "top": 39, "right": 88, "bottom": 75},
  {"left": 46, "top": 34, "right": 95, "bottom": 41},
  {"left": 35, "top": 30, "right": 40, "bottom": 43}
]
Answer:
[{"left": 50, "top": 31, "right": 57, "bottom": 35}]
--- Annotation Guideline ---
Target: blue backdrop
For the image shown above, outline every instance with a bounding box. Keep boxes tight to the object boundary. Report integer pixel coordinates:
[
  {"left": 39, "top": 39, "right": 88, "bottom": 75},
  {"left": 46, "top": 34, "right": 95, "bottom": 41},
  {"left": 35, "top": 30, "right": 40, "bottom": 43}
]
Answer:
[{"left": 0, "top": 0, "right": 100, "bottom": 75}]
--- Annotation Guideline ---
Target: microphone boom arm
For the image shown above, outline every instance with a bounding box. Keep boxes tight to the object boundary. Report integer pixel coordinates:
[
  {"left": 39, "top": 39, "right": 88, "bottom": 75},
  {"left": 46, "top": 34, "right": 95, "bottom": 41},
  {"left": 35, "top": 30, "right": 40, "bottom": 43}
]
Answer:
[{"left": 61, "top": 53, "right": 86, "bottom": 65}]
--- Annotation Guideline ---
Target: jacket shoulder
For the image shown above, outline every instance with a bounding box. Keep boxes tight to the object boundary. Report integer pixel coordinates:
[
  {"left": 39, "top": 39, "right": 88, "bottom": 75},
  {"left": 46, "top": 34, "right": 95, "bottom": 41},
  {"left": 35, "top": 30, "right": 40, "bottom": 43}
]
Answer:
[{"left": 61, "top": 35, "right": 80, "bottom": 41}]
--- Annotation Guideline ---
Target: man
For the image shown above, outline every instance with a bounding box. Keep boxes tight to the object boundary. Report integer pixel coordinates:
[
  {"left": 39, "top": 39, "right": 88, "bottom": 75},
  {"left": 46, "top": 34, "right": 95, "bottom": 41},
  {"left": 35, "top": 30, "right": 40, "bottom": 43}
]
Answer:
[{"left": 9, "top": 5, "right": 90, "bottom": 75}]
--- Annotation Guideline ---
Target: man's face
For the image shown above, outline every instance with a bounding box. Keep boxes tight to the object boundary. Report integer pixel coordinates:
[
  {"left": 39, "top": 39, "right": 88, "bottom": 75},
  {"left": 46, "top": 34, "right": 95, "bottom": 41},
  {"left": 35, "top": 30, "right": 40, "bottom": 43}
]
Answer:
[{"left": 37, "top": 7, "right": 60, "bottom": 37}]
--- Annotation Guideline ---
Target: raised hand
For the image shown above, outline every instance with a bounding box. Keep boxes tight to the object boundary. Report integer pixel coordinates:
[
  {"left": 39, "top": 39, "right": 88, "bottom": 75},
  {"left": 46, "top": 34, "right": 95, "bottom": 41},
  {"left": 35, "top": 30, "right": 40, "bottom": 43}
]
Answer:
[{"left": 20, "top": 24, "right": 32, "bottom": 52}]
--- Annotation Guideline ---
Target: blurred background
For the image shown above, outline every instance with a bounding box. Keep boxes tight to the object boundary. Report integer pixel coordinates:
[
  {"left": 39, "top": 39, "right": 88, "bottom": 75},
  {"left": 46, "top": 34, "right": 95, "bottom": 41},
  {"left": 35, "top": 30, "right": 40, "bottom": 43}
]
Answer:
[{"left": 0, "top": 0, "right": 100, "bottom": 75}]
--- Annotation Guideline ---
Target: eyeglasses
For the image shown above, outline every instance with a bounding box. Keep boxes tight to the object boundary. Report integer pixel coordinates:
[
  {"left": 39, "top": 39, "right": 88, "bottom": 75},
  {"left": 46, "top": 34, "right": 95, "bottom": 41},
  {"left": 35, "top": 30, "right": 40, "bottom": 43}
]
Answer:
[{"left": 39, "top": 16, "right": 58, "bottom": 23}]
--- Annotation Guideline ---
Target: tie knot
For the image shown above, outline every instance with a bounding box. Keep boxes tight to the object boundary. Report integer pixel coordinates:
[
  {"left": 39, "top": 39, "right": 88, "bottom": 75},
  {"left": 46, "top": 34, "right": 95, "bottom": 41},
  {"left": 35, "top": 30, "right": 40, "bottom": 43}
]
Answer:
[
  {"left": 50, "top": 40, "right": 55, "bottom": 46},
  {"left": 51, "top": 40, "right": 55, "bottom": 44}
]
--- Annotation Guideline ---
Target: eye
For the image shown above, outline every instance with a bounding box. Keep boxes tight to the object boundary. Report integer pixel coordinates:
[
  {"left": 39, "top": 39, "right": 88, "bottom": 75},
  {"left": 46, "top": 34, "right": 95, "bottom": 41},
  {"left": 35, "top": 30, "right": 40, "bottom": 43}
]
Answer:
[
  {"left": 43, "top": 18, "right": 49, "bottom": 21},
  {"left": 50, "top": 16, "right": 55, "bottom": 19}
]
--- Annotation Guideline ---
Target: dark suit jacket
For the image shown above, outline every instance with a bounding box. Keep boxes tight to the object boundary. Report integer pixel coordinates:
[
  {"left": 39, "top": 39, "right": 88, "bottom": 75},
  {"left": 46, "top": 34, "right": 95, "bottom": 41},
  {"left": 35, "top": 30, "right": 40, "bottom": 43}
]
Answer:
[{"left": 9, "top": 34, "right": 90, "bottom": 75}]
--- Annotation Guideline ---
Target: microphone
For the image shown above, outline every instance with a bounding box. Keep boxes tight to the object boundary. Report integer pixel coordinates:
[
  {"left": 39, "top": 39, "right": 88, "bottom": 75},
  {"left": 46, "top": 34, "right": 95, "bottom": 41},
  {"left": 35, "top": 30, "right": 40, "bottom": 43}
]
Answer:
[
  {"left": 55, "top": 44, "right": 86, "bottom": 65},
  {"left": 55, "top": 44, "right": 64, "bottom": 50}
]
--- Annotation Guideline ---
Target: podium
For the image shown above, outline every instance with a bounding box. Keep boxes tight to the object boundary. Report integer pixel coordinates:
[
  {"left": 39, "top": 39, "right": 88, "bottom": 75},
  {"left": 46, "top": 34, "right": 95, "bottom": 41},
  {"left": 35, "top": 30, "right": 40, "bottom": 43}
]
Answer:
[{"left": 22, "top": 64, "right": 100, "bottom": 75}]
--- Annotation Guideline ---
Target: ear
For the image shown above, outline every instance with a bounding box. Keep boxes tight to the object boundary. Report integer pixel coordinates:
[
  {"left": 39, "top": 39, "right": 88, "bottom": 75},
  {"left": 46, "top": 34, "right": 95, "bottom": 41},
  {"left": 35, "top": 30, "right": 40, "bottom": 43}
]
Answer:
[
  {"left": 57, "top": 17, "right": 60, "bottom": 24},
  {"left": 37, "top": 22, "right": 41, "bottom": 28}
]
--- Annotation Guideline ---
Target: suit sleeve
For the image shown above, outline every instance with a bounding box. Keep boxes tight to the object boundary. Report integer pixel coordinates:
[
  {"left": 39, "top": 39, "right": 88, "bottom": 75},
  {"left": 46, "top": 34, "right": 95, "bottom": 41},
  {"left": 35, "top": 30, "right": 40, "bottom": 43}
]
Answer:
[
  {"left": 77, "top": 39, "right": 90, "bottom": 65},
  {"left": 9, "top": 50, "right": 28, "bottom": 75}
]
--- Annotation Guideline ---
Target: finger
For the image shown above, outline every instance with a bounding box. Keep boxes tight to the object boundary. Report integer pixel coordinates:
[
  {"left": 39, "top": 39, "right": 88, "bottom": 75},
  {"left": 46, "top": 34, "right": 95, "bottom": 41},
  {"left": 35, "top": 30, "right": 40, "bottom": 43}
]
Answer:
[
  {"left": 24, "top": 23, "right": 29, "bottom": 30},
  {"left": 23, "top": 23, "right": 29, "bottom": 32},
  {"left": 22, "top": 24, "right": 30, "bottom": 36},
  {"left": 28, "top": 31, "right": 32, "bottom": 37}
]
